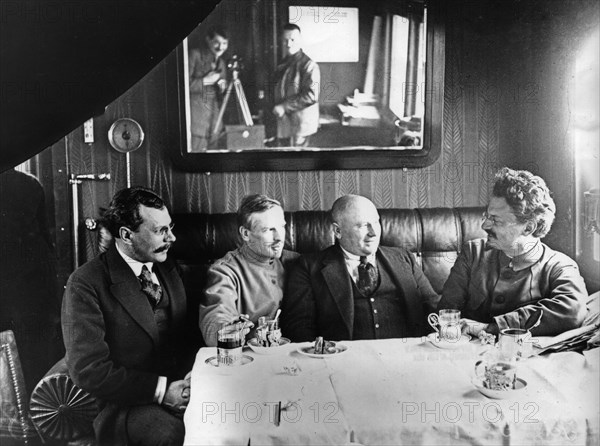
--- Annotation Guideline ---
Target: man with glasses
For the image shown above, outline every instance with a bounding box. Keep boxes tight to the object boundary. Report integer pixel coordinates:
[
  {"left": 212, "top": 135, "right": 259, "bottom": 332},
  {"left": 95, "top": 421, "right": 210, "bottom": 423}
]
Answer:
[
  {"left": 439, "top": 167, "right": 588, "bottom": 337},
  {"left": 62, "top": 187, "right": 194, "bottom": 446}
]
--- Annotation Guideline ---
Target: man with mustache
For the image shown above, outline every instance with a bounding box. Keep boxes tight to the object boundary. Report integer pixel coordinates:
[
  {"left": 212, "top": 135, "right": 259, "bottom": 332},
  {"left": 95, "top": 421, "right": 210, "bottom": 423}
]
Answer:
[
  {"left": 281, "top": 195, "right": 439, "bottom": 342},
  {"left": 438, "top": 167, "right": 588, "bottom": 337},
  {"left": 62, "top": 187, "right": 194, "bottom": 446},
  {"left": 199, "top": 194, "right": 299, "bottom": 346}
]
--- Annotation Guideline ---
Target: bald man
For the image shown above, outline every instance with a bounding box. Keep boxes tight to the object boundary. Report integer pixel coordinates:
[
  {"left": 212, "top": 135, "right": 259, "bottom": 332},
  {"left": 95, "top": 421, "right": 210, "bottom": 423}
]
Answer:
[{"left": 281, "top": 195, "right": 439, "bottom": 342}]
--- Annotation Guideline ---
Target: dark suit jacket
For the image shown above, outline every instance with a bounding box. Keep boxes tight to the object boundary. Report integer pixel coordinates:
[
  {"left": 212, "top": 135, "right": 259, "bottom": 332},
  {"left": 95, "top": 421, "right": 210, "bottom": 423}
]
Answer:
[
  {"left": 62, "top": 244, "right": 193, "bottom": 446},
  {"left": 281, "top": 244, "right": 440, "bottom": 342}
]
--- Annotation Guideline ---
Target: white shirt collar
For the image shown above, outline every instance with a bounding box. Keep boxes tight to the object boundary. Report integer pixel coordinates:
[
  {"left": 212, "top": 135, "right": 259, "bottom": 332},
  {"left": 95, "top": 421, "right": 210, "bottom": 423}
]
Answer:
[
  {"left": 339, "top": 246, "right": 377, "bottom": 284},
  {"left": 339, "top": 245, "right": 376, "bottom": 265},
  {"left": 115, "top": 242, "right": 154, "bottom": 278}
]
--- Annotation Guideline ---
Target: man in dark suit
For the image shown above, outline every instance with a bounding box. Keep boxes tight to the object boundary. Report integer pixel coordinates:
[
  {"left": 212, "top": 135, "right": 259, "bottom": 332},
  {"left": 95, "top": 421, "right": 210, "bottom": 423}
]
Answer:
[
  {"left": 62, "top": 187, "right": 194, "bottom": 446},
  {"left": 281, "top": 195, "right": 439, "bottom": 342}
]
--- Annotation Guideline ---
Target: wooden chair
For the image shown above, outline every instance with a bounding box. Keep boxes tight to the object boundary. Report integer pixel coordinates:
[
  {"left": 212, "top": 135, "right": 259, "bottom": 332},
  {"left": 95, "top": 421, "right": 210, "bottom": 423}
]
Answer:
[{"left": 0, "top": 330, "right": 41, "bottom": 445}]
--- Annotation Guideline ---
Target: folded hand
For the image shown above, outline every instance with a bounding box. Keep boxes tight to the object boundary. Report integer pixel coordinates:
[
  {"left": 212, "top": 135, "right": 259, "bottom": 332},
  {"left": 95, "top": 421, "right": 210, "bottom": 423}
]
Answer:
[
  {"left": 460, "top": 318, "right": 489, "bottom": 337},
  {"left": 162, "top": 379, "right": 191, "bottom": 414}
]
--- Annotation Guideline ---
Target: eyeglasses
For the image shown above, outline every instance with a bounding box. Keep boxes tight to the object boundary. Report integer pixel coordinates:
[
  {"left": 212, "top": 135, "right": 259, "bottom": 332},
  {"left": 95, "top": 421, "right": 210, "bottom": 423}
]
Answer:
[
  {"left": 481, "top": 212, "right": 500, "bottom": 226},
  {"left": 153, "top": 222, "right": 175, "bottom": 237},
  {"left": 482, "top": 212, "right": 518, "bottom": 227}
]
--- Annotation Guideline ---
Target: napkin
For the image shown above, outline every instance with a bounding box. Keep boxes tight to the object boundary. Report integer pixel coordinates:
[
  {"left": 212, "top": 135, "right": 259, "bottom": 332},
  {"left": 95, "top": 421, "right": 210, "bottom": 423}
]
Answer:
[{"left": 533, "top": 324, "right": 599, "bottom": 354}]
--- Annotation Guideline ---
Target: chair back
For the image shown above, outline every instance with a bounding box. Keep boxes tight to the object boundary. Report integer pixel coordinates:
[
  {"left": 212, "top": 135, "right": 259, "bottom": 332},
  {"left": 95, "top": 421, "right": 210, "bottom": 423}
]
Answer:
[{"left": 0, "top": 330, "right": 39, "bottom": 445}]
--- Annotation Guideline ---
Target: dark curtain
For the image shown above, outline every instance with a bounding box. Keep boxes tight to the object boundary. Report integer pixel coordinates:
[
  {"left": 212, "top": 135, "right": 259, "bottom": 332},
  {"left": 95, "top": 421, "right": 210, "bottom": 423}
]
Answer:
[{"left": 0, "top": 0, "right": 220, "bottom": 172}]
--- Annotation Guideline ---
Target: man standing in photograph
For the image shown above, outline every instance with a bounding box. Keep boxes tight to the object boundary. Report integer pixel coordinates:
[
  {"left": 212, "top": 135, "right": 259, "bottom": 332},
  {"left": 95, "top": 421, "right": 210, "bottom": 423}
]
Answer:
[{"left": 272, "top": 23, "right": 320, "bottom": 147}]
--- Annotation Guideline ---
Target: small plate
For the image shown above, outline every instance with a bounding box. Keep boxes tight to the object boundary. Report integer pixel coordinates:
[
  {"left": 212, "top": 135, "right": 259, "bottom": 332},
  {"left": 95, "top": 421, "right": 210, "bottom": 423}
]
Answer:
[
  {"left": 204, "top": 355, "right": 254, "bottom": 367},
  {"left": 472, "top": 377, "right": 527, "bottom": 399},
  {"left": 426, "top": 332, "right": 471, "bottom": 349},
  {"left": 247, "top": 337, "right": 291, "bottom": 354},
  {"left": 297, "top": 342, "right": 348, "bottom": 358}
]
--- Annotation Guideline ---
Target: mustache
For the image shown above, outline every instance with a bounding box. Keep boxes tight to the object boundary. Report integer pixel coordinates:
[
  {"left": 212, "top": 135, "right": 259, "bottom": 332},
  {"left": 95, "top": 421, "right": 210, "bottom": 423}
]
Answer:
[
  {"left": 154, "top": 244, "right": 172, "bottom": 253},
  {"left": 485, "top": 230, "right": 496, "bottom": 238}
]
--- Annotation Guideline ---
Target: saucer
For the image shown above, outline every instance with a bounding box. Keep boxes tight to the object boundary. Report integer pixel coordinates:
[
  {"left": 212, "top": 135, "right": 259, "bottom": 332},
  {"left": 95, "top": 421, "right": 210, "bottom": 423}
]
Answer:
[
  {"left": 297, "top": 342, "right": 348, "bottom": 358},
  {"left": 204, "top": 355, "right": 254, "bottom": 367},
  {"left": 472, "top": 377, "right": 527, "bottom": 399},
  {"left": 426, "top": 332, "right": 471, "bottom": 349},
  {"left": 247, "top": 337, "right": 291, "bottom": 354}
]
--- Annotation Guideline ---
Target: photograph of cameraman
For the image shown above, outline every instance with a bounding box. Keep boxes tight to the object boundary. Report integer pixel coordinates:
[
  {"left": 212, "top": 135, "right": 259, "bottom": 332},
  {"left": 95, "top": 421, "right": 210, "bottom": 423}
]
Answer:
[{"left": 188, "top": 26, "right": 229, "bottom": 152}]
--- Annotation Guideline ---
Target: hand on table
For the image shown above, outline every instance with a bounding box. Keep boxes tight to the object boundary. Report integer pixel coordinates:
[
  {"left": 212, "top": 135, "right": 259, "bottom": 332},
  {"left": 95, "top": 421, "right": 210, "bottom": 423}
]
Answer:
[{"left": 460, "top": 318, "right": 498, "bottom": 337}]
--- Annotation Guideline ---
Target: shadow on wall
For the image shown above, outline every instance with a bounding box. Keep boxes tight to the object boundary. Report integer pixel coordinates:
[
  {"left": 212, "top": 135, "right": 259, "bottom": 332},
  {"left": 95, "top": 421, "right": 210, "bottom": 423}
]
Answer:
[{"left": 0, "top": 169, "right": 64, "bottom": 394}]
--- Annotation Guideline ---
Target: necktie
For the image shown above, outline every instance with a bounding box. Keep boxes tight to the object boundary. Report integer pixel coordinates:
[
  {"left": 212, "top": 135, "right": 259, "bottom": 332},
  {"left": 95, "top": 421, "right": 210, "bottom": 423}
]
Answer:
[
  {"left": 357, "top": 256, "right": 379, "bottom": 296},
  {"left": 139, "top": 265, "right": 162, "bottom": 308}
]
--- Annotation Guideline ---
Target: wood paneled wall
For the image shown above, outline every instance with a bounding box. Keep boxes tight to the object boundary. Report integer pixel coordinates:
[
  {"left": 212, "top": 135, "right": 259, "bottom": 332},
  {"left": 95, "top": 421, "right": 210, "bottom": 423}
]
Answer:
[{"left": 36, "top": 0, "right": 598, "bottom": 289}]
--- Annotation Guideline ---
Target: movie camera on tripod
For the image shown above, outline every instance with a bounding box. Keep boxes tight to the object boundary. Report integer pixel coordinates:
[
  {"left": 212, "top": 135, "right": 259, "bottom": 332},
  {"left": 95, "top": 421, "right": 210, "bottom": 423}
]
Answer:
[
  {"left": 212, "top": 55, "right": 253, "bottom": 136},
  {"left": 210, "top": 54, "right": 265, "bottom": 150}
]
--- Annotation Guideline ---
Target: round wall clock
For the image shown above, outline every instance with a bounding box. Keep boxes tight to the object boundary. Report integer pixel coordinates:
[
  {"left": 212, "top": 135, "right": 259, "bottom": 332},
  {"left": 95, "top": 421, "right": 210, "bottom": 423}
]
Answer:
[{"left": 108, "top": 118, "right": 145, "bottom": 153}]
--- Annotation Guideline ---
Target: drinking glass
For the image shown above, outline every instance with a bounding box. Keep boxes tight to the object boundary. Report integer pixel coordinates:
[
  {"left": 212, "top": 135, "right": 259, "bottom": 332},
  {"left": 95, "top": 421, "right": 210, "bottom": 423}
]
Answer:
[
  {"left": 217, "top": 324, "right": 244, "bottom": 366},
  {"left": 266, "top": 319, "right": 282, "bottom": 346},
  {"left": 427, "top": 309, "right": 461, "bottom": 341},
  {"left": 498, "top": 328, "right": 533, "bottom": 361}
]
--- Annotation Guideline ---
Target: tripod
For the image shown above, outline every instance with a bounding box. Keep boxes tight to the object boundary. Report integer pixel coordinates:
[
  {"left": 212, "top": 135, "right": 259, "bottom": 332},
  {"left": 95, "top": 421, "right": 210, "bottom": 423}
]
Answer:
[{"left": 211, "top": 64, "right": 253, "bottom": 139}]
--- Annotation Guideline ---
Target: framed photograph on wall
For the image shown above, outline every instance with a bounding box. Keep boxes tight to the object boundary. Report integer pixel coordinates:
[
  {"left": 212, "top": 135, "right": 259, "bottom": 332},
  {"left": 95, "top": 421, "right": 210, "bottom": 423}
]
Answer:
[{"left": 167, "top": 0, "right": 445, "bottom": 172}]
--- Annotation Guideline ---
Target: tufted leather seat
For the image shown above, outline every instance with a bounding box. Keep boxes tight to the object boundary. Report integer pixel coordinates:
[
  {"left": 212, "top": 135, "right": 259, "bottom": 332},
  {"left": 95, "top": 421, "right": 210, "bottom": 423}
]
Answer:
[
  {"left": 170, "top": 207, "right": 487, "bottom": 295},
  {"left": 32, "top": 206, "right": 487, "bottom": 444}
]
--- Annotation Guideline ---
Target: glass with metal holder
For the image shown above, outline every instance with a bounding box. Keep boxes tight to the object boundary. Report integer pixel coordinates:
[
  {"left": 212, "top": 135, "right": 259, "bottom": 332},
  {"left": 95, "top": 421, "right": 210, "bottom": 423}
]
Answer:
[{"left": 216, "top": 316, "right": 253, "bottom": 366}]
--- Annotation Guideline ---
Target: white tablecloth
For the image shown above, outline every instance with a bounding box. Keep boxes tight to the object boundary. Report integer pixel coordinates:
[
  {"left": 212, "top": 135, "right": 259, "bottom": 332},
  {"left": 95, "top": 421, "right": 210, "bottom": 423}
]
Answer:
[{"left": 184, "top": 338, "right": 600, "bottom": 445}]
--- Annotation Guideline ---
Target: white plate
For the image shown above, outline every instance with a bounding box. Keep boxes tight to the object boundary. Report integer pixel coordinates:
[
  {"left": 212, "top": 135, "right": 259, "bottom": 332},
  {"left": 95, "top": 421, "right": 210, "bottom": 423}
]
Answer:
[
  {"left": 204, "top": 354, "right": 254, "bottom": 367},
  {"left": 297, "top": 342, "right": 348, "bottom": 358},
  {"left": 247, "top": 337, "right": 291, "bottom": 354},
  {"left": 426, "top": 332, "right": 471, "bottom": 349},
  {"left": 472, "top": 377, "right": 527, "bottom": 399}
]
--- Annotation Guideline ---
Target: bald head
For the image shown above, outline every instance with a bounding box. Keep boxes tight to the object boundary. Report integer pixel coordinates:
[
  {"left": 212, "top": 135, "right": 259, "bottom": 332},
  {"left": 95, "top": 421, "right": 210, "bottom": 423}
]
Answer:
[{"left": 331, "top": 195, "right": 381, "bottom": 256}]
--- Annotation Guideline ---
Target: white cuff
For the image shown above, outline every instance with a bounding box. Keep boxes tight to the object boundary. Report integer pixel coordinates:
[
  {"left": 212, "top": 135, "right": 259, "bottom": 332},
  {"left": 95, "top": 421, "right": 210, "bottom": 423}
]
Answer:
[{"left": 154, "top": 376, "right": 167, "bottom": 404}]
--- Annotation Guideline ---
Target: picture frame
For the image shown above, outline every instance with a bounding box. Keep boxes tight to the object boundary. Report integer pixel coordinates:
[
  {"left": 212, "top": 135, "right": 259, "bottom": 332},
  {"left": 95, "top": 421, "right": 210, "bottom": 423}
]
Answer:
[{"left": 168, "top": 0, "right": 445, "bottom": 172}]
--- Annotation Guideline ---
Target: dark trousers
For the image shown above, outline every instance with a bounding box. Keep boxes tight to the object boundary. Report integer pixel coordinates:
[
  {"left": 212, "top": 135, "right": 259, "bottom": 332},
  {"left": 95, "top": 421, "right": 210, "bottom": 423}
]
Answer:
[{"left": 126, "top": 404, "right": 185, "bottom": 446}]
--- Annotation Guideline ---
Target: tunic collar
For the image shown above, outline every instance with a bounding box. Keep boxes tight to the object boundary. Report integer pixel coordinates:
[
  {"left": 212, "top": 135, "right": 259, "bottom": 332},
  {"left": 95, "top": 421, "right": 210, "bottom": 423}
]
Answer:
[
  {"left": 499, "top": 239, "right": 544, "bottom": 271},
  {"left": 239, "top": 243, "right": 278, "bottom": 267}
]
